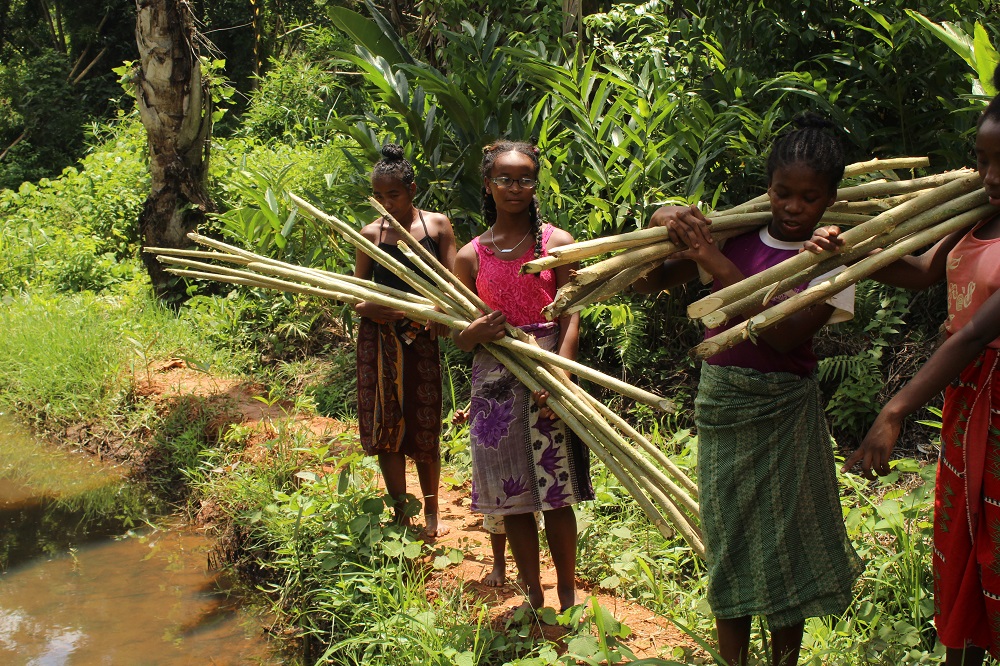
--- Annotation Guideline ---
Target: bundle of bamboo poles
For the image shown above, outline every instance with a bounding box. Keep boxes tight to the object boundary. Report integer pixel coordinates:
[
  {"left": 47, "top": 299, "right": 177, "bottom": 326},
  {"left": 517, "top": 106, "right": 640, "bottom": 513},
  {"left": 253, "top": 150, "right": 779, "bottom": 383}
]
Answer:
[
  {"left": 146, "top": 196, "right": 706, "bottom": 557},
  {"left": 523, "top": 157, "right": 984, "bottom": 321},
  {"left": 689, "top": 173, "right": 994, "bottom": 359},
  {"left": 525, "top": 158, "right": 998, "bottom": 360}
]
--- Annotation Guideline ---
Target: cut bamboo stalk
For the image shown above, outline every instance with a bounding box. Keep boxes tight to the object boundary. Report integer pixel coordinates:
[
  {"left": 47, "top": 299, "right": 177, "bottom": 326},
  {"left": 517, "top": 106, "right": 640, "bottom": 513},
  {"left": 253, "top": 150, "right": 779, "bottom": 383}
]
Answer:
[
  {"left": 522, "top": 214, "right": 768, "bottom": 275},
  {"left": 524, "top": 211, "right": 870, "bottom": 277},
  {"left": 364, "top": 197, "right": 490, "bottom": 318},
  {"left": 395, "top": 243, "right": 473, "bottom": 319},
  {"left": 693, "top": 203, "right": 996, "bottom": 359},
  {"left": 570, "top": 227, "right": 750, "bottom": 288},
  {"left": 687, "top": 172, "right": 983, "bottom": 319},
  {"left": 168, "top": 233, "right": 424, "bottom": 298},
  {"left": 287, "top": 193, "right": 450, "bottom": 313},
  {"left": 157, "top": 255, "right": 441, "bottom": 320},
  {"left": 166, "top": 268, "right": 363, "bottom": 305},
  {"left": 699, "top": 189, "right": 990, "bottom": 328},
  {"left": 494, "top": 345, "right": 704, "bottom": 555},
  {"left": 557, "top": 261, "right": 657, "bottom": 316},
  {"left": 155, "top": 253, "right": 436, "bottom": 310},
  {"left": 716, "top": 192, "right": 770, "bottom": 216},
  {"left": 488, "top": 348, "right": 674, "bottom": 520},
  {"left": 491, "top": 330, "right": 700, "bottom": 548},
  {"left": 364, "top": 197, "right": 483, "bottom": 321},
  {"left": 498, "top": 336, "right": 675, "bottom": 412},
  {"left": 529, "top": 357, "right": 698, "bottom": 517},
  {"left": 829, "top": 191, "right": 923, "bottom": 214},
  {"left": 544, "top": 227, "right": 749, "bottom": 317},
  {"left": 143, "top": 247, "right": 252, "bottom": 265},
  {"left": 841, "top": 156, "right": 930, "bottom": 177},
  {"left": 833, "top": 169, "right": 970, "bottom": 200},
  {"left": 584, "top": 392, "right": 699, "bottom": 500},
  {"left": 155, "top": 246, "right": 675, "bottom": 409}
]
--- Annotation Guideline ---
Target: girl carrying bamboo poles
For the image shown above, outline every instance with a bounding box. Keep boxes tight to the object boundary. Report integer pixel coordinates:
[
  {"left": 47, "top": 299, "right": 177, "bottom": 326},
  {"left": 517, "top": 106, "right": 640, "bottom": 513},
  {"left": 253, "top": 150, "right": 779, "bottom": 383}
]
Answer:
[
  {"left": 635, "top": 115, "right": 863, "bottom": 666},
  {"left": 354, "top": 143, "right": 457, "bottom": 538},
  {"left": 452, "top": 140, "right": 593, "bottom": 614},
  {"left": 827, "top": 66, "right": 1000, "bottom": 666}
]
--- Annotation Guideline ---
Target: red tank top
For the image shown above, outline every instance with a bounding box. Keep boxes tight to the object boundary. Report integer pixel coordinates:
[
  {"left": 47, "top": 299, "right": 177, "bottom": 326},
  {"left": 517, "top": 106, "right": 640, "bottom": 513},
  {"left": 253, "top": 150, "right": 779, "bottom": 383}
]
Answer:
[
  {"left": 946, "top": 214, "right": 1000, "bottom": 348},
  {"left": 472, "top": 224, "right": 558, "bottom": 326}
]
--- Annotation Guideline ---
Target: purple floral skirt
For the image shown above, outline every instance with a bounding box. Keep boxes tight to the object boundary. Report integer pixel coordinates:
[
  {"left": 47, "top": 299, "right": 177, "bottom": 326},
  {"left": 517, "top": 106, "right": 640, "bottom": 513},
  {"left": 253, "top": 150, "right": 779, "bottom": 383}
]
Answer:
[{"left": 469, "top": 322, "right": 593, "bottom": 516}]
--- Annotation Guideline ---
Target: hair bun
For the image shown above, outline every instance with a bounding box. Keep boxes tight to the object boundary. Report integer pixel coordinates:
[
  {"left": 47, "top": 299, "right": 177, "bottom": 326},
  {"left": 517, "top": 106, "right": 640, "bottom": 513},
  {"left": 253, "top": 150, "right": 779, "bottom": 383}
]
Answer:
[
  {"left": 792, "top": 113, "right": 835, "bottom": 131},
  {"left": 380, "top": 143, "right": 405, "bottom": 161}
]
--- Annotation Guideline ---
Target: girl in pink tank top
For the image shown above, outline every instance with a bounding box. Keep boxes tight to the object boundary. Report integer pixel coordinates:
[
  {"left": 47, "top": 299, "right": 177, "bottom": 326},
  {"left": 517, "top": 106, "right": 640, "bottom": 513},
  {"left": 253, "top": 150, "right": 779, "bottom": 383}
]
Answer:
[
  {"left": 452, "top": 140, "right": 593, "bottom": 614},
  {"left": 842, "top": 64, "right": 1000, "bottom": 665}
]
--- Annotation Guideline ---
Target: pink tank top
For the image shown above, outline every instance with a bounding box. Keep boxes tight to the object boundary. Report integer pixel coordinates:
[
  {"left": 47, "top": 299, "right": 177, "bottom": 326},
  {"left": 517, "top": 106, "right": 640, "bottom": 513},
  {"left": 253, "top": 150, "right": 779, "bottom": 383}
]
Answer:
[
  {"left": 946, "top": 215, "right": 1000, "bottom": 348},
  {"left": 473, "top": 224, "right": 558, "bottom": 326}
]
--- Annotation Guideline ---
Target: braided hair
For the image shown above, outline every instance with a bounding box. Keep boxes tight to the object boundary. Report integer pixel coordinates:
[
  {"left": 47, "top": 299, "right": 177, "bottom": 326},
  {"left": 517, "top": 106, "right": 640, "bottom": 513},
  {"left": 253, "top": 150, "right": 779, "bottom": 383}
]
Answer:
[
  {"left": 372, "top": 143, "right": 414, "bottom": 186},
  {"left": 766, "top": 114, "right": 846, "bottom": 194},
  {"left": 481, "top": 140, "right": 544, "bottom": 261},
  {"left": 978, "top": 64, "right": 1000, "bottom": 128}
]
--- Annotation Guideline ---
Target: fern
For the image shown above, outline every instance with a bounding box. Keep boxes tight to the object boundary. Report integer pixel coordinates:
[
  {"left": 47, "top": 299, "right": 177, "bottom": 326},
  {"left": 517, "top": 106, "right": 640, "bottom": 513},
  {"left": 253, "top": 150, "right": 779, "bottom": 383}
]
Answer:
[{"left": 820, "top": 283, "right": 913, "bottom": 440}]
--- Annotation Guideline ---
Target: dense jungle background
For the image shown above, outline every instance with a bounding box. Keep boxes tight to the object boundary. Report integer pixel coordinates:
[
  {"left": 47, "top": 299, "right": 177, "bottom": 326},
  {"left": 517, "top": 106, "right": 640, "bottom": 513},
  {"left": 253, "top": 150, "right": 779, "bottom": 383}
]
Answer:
[{"left": 1, "top": 0, "right": 999, "bottom": 664}]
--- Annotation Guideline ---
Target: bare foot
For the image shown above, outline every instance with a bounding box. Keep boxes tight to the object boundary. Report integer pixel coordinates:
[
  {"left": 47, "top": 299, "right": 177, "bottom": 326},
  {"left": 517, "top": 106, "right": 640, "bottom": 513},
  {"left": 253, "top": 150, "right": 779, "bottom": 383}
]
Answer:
[
  {"left": 422, "top": 514, "right": 451, "bottom": 539},
  {"left": 556, "top": 584, "right": 577, "bottom": 612},
  {"left": 496, "top": 601, "right": 537, "bottom": 627},
  {"left": 483, "top": 565, "right": 505, "bottom": 587}
]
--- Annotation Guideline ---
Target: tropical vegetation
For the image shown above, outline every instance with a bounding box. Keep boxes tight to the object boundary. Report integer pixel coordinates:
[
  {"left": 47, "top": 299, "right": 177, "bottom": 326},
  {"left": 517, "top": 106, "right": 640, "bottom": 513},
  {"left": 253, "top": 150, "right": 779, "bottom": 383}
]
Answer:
[{"left": 1, "top": 0, "right": 998, "bottom": 663}]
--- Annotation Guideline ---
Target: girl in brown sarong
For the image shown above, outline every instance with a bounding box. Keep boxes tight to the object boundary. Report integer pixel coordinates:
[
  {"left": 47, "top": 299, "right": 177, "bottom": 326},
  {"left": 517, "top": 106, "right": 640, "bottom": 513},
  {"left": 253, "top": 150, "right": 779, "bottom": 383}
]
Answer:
[{"left": 355, "top": 144, "right": 457, "bottom": 537}]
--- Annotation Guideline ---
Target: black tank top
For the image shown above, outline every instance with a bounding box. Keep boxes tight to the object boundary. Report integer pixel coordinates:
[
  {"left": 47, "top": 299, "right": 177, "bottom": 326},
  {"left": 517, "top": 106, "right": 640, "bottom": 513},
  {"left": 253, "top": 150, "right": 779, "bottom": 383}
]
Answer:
[{"left": 370, "top": 210, "right": 440, "bottom": 295}]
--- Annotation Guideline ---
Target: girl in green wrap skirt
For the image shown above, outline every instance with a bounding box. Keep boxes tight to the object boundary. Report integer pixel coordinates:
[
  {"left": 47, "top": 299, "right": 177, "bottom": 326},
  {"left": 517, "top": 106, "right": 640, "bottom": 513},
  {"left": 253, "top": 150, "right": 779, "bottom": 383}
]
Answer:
[{"left": 635, "top": 115, "right": 862, "bottom": 666}]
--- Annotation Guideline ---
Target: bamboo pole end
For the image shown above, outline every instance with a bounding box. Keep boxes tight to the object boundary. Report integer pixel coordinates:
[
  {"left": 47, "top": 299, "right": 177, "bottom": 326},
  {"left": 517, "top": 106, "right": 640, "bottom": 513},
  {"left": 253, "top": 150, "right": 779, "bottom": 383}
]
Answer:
[
  {"left": 701, "top": 311, "right": 727, "bottom": 328},
  {"left": 688, "top": 297, "right": 723, "bottom": 319},
  {"left": 658, "top": 399, "right": 678, "bottom": 414}
]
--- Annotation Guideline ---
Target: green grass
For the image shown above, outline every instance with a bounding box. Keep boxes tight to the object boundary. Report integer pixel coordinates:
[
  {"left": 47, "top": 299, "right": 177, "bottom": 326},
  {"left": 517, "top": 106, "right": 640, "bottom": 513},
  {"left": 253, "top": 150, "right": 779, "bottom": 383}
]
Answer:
[{"left": 0, "top": 285, "right": 238, "bottom": 425}]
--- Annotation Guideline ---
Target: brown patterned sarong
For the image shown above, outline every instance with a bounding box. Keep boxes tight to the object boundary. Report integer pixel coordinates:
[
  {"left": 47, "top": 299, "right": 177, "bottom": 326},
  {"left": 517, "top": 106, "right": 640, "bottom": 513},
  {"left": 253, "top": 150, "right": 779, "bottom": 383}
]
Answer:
[{"left": 356, "top": 317, "right": 441, "bottom": 464}]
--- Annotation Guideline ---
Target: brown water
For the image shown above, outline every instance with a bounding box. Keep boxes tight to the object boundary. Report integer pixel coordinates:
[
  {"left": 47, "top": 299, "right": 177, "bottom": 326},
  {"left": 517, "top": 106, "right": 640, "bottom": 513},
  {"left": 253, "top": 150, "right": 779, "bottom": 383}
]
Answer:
[{"left": 0, "top": 416, "right": 286, "bottom": 665}]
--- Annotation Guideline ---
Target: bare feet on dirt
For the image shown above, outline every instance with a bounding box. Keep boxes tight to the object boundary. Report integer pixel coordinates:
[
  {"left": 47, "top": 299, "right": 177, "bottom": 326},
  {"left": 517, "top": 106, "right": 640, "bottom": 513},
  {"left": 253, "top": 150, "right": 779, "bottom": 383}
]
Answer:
[
  {"left": 423, "top": 514, "right": 451, "bottom": 538},
  {"left": 482, "top": 564, "right": 505, "bottom": 587}
]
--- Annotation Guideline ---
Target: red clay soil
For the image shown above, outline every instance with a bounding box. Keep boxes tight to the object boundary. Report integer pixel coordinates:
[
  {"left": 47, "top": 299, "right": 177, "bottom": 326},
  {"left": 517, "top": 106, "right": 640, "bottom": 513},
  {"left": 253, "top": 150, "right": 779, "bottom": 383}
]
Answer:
[{"left": 146, "top": 360, "right": 706, "bottom": 663}]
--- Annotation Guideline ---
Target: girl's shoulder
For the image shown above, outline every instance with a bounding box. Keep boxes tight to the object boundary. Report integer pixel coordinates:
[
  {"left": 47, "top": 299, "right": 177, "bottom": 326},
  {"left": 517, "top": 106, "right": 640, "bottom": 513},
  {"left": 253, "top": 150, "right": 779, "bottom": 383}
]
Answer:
[
  {"left": 423, "top": 210, "right": 455, "bottom": 238},
  {"left": 359, "top": 219, "right": 383, "bottom": 241},
  {"left": 456, "top": 238, "right": 480, "bottom": 260},
  {"left": 543, "top": 224, "right": 574, "bottom": 250}
]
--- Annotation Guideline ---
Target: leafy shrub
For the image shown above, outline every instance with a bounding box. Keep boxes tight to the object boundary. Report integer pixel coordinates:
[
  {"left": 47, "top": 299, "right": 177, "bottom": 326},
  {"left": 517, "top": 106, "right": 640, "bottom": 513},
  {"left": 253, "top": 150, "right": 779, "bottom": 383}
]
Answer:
[
  {"left": 239, "top": 53, "right": 353, "bottom": 143},
  {"left": 0, "top": 115, "right": 148, "bottom": 293}
]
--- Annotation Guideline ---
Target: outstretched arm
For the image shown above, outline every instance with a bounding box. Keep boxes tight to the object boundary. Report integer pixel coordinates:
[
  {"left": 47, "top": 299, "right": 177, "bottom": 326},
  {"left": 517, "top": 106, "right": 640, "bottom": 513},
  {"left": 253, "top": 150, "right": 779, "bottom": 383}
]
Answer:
[
  {"left": 844, "top": 286, "right": 1000, "bottom": 479},
  {"left": 803, "top": 225, "right": 962, "bottom": 290}
]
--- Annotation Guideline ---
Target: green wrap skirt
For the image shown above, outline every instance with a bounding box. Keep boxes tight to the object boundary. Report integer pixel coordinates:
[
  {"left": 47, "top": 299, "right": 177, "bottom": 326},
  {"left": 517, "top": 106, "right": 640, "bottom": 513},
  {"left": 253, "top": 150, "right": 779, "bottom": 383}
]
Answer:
[{"left": 695, "top": 362, "right": 862, "bottom": 628}]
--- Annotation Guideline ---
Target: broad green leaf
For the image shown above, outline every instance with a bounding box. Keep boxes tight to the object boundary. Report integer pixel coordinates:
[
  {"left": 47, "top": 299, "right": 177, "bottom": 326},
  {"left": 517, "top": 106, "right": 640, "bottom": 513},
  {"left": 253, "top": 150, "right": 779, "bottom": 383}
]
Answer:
[
  {"left": 327, "top": 5, "right": 413, "bottom": 67},
  {"left": 974, "top": 23, "right": 1000, "bottom": 96},
  {"left": 362, "top": 497, "right": 384, "bottom": 515},
  {"left": 905, "top": 11, "right": 975, "bottom": 70}
]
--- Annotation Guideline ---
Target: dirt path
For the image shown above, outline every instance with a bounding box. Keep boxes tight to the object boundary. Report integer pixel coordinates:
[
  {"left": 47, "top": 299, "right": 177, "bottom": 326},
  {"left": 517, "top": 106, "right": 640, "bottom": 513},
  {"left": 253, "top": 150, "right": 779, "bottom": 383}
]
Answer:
[{"left": 137, "top": 361, "right": 704, "bottom": 662}]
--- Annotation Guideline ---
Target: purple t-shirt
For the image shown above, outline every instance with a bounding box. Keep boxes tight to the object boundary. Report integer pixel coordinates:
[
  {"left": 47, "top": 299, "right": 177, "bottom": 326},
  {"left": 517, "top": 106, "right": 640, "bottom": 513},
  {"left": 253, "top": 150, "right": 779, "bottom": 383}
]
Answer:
[{"left": 704, "top": 227, "right": 853, "bottom": 376}]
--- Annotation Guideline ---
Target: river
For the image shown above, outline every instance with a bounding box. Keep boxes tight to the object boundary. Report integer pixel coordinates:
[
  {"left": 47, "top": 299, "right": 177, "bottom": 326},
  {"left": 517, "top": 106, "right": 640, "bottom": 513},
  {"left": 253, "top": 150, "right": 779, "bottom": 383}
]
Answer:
[{"left": 0, "top": 414, "right": 286, "bottom": 665}]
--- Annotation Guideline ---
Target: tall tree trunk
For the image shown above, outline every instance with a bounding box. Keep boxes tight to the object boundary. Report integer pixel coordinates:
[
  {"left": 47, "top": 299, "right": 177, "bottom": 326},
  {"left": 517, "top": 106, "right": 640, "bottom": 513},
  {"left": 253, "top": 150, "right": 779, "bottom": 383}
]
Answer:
[{"left": 135, "top": 0, "right": 214, "bottom": 299}]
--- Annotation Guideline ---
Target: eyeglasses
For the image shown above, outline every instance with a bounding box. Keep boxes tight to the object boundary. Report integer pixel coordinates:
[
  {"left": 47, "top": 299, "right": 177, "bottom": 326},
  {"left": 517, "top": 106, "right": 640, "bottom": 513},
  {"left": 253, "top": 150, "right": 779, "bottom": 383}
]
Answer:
[{"left": 490, "top": 176, "right": 537, "bottom": 190}]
